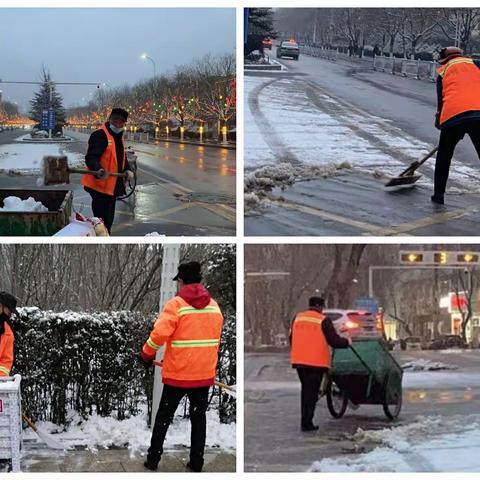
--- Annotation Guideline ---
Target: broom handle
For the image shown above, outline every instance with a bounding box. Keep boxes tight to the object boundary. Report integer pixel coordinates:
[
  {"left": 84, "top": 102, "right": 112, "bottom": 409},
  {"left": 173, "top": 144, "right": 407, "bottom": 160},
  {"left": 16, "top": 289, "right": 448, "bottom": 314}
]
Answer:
[
  {"left": 22, "top": 412, "right": 38, "bottom": 432},
  {"left": 152, "top": 360, "right": 235, "bottom": 392},
  {"left": 67, "top": 168, "right": 126, "bottom": 178},
  {"left": 399, "top": 147, "right": 438, "bottom": 177}
]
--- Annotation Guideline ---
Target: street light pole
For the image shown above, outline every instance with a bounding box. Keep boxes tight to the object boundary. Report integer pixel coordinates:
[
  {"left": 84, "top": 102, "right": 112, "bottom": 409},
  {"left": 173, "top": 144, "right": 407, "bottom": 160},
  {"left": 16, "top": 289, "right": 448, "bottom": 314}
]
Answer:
[{"left": 141, "top": 53, "right": 157, "bottom": 78}]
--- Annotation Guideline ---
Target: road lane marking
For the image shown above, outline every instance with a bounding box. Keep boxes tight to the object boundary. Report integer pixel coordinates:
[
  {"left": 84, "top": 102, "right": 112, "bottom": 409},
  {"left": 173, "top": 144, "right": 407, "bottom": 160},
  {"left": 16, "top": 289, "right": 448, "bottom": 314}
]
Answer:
[
  {"left": 368, "top": 206, "right": 480, "bottom": 236},
  {"left": 274, "top": 199, "right": 378, "bottom": 233}
]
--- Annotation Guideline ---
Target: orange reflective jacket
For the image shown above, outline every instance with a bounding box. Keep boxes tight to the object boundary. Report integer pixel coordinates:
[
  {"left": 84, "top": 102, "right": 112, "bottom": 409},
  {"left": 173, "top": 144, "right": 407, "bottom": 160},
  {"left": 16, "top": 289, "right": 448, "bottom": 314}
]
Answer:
[
  {"left": 290, "top": 310, "right": 331, "bottom": 368},
  {"left": 81, "top": 123, "right": 126, "bottom": 195},
  {"left": 437, "top": 57, "right": 480, "bottom": 126},
  {"left": 0, "top": 321, "right": 14, "bottom": 376},
  {"left": 142, "top": 295, "right": 224, "bottom": 387}
]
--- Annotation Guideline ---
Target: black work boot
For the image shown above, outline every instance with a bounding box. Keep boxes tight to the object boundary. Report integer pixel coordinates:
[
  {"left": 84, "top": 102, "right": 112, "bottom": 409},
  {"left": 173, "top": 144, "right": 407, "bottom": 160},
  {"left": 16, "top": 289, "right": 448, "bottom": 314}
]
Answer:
[
  {"left": 301, "top": 423, "right": 319, "bottom": 432},
  {"left": 186, "top": 461, "right": 203, "bottom": 472},
  {"left": 144, "top": 456, "right": 159, "bottom": 471},
  {"left": 431, "top": 193, "right": 445, "bottom": 205}
]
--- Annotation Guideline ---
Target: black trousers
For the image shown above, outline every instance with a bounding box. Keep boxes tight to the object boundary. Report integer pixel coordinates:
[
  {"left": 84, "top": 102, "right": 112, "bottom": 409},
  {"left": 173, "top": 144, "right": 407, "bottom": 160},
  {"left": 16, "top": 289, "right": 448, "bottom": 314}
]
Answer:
[
  {"left": 296, "top": 367, "right": 324, "bottom": 428},
  {"left": 86, "top": 189, "right": 116, "bottom": 234},
  {"left": 147, "top": 384, "right": 210, "bottom": 471},
  {"left": 434, "top": 120, "right": 480, "bottom": 195}
]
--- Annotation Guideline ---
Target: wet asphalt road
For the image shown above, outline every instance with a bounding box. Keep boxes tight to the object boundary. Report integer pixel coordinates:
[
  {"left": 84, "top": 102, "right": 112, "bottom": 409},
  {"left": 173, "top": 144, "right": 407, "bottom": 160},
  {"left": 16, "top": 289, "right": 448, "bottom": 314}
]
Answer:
[
  {"left": 245, "top": 55, "right": 480, "bottom": 236},
  {"left": 244, "top": 350, "right": 480, "bottom": 472},
  {"left": 0, "top": 129, "right": 235, "bottom": 236}
]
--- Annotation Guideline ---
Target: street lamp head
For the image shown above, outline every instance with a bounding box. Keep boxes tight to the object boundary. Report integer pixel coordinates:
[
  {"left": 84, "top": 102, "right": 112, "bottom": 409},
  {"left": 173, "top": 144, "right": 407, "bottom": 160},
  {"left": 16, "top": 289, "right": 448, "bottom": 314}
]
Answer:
[{"left": 141, "top": 53, "right": 148, "bottom": 60}]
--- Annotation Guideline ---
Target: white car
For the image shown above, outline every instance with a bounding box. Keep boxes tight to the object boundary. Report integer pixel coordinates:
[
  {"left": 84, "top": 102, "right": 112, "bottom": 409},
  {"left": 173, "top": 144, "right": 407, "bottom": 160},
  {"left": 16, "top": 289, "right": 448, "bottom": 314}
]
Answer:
[{"left": 325, "top": 309, "right": 382, "bottom": 340}]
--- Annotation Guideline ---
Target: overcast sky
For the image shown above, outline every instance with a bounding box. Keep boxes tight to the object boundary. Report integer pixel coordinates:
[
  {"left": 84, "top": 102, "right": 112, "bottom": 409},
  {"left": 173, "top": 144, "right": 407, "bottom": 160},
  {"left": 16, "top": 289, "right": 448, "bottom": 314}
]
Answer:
[{"left": 0, "top": 8, "right": 235, "bottom": 111}]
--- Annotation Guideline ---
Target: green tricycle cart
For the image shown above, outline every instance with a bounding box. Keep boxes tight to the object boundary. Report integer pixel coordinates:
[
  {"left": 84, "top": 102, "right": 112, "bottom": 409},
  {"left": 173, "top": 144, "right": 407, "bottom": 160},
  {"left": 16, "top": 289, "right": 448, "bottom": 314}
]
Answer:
[{"left": 325, "top": 339, "right": 403, "bottom": 420}]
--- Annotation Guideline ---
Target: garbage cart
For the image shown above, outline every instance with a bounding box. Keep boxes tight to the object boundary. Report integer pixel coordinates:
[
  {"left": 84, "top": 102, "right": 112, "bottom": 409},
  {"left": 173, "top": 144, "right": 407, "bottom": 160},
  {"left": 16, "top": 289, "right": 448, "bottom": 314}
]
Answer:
[
  {"left": 326, "top": 339, "right": 403, "bottom": 420},
  {"left": 0, "top": 375, "right": 22, "bottom": 472},
  {"left": 0, "top": 189, "right": 72, "bottom": 236}
]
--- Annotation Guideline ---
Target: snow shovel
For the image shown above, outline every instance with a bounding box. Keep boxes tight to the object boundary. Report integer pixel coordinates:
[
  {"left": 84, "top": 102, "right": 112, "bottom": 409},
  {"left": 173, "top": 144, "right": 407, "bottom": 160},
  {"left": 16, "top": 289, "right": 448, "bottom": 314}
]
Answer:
[
  {"left": 384, "top": 146, "right": 438, "bottom": 191},
  {"left": 42, "top": 155, "right": 126, "bottom": 186},
  {"left": 152, "top": 360, "right": 236, "bottom": 398},
  {"left": 22, "top": 412, "right": 66, "bottom": 450}
]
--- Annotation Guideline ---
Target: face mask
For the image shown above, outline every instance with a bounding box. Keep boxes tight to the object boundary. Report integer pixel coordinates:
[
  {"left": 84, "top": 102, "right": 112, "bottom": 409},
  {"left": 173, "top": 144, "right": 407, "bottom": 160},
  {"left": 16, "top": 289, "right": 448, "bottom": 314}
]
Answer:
[{"left": 110, "top": 124, "right": 124, "bottom": 134}]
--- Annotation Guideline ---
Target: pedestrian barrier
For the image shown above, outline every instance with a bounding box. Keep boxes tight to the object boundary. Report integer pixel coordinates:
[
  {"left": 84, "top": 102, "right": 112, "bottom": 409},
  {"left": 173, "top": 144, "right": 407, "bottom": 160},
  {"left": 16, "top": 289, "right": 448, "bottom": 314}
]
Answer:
[
  {"left": 375, "top": 55, "right": 437, "bottom": 82},
  {"left": 0, "top": 376, "right": 22, "bottom": 472},
  {"left": 301, "top": 48, "right": 438, "bottom": 83}
]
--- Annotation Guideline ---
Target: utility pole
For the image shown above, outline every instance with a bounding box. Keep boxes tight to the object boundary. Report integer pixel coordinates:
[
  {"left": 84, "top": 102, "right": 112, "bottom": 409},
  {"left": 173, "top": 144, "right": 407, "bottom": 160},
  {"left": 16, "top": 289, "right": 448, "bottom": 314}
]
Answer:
[{"left": 151, "top": 244, "right": 180, "bottom": 428}]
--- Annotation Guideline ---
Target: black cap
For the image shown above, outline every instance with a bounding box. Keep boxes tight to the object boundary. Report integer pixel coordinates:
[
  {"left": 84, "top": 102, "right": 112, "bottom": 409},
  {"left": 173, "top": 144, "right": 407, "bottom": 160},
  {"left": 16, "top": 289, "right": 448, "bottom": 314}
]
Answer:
[
  {"left": 173, "top": 261, "right": 202, "bottom": 284},
  {"left": 309, "top": 296, "right": 325, "bottom": 308},
  {"left": 109, "top": 108, "right": 129, "bottom": 121},
  {"left": 0, "top": 292, "right": 19, "bottom": 316}
]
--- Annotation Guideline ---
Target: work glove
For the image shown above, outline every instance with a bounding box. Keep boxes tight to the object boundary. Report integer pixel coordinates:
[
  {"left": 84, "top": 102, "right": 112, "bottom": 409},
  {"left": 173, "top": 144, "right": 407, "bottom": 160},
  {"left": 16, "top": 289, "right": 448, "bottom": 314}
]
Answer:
[
  {"left": 125, "top": 170, "right": 135, "bottom": 181},
  {"left": 138, "top": 350, "right": 155, "bottom": 367},
  {"left": 434, "top": 112, "right": 440, "bottom": 130},
  {"left": 94, "top": 168, "right": 107, "bottom": 179}
]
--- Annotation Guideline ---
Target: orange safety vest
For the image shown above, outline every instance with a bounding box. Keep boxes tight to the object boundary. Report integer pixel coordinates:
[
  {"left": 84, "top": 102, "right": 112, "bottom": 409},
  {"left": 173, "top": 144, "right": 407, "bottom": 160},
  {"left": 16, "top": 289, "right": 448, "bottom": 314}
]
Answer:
[
  {"left": 0, "top": 321, "right": 14, "bottom": 376},
  {"left": 142, "top": 296, "right": 224, "bottom": 387},
  {"left": 81, "top": 123, "right": 126, "bottom": 196},
  {"left": 290, "top": 310, "right": 331, "bottom": 368},
  {"left": 437, "top": 57, "right": 480, "bottom": 126}
]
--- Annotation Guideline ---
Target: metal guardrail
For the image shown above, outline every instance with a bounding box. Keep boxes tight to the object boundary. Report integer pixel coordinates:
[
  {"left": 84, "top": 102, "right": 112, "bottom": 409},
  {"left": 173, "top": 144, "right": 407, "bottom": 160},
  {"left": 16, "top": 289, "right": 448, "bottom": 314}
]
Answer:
[
  {"left": 374, "top": 55, "right": 438, "bottom": 82},
  {"left": 300, "top": 46, "right": 439, "bottom": 83}
]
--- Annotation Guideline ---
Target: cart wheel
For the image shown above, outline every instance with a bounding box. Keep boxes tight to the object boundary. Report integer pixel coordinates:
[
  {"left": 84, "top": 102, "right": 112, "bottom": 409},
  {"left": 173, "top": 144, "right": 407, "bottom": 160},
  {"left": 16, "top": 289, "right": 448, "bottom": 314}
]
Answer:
[
  {"left": 383, "top": 374, "right": 402, "bottom": 420},
  {"left": 326, "top": 380, "right": 348, "bottom": 418}
]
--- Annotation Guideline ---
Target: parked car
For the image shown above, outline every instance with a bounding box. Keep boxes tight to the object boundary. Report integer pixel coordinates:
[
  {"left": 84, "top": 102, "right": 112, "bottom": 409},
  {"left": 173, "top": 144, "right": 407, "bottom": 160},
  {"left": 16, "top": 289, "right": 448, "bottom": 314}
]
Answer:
[
  {"left": 276, "top": 40, "right": 300, "bottom": 60},
  {"left": 402, "top": 336, "right": 423, "bottom": 351},
  {"left": 428, "top": 335, "right": 467, "bottom": 350},
  {"left": 326, "top": 309, "right": 382, "bottom": 340}
]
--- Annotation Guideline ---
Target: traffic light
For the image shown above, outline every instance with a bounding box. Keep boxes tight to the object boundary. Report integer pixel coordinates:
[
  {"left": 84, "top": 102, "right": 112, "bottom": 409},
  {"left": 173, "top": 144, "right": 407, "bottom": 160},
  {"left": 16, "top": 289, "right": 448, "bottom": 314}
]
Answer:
[
  {"left": 433, "top": 251, "right": 448, "bottom": 264},
  {"left": 457, "top": 253, "right": 479, "bottom": 264},
  {"left": 400, "top": 252, "right": 424, "bottom": 264}
]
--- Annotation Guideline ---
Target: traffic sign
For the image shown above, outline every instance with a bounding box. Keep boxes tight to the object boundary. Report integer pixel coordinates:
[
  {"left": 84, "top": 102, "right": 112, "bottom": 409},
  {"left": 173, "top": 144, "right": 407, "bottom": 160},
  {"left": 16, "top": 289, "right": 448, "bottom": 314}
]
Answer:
[
  {"left": 41, "top": 108, "right": 55, "bottom": 130},
  {"left": 399, "top": 250, "right": 480, "bottom": 265},
  {"left": 353, "top": 297, "right": 379, "bottom": 314}
]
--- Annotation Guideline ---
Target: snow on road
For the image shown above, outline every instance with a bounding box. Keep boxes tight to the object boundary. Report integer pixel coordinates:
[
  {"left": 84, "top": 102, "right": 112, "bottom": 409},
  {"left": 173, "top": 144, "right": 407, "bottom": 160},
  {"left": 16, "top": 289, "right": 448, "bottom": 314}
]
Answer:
[
  {"left": 22, "top": 408, "right": 235, "bottom": 456},
  {"left": 311, "top": 414, "right": 480, "bottom": 472},
  {"left": 0, "top": 142, "right": 84, "bottom": 174},
  {"left": 245, "top": 75, "right": 480, "bottom": 193}
]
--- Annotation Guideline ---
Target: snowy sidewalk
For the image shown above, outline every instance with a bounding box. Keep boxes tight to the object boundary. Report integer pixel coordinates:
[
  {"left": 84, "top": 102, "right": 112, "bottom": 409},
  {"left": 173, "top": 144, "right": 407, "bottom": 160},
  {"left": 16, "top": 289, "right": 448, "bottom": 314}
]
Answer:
[{"left": 21, "top": 445, "right": 235, "bottom": 472}]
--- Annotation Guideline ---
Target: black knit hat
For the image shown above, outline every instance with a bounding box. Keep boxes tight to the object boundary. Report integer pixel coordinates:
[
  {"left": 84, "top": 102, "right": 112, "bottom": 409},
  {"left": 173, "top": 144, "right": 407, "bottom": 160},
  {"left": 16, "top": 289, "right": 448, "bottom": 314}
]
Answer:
[
  {"left": 173, "top": 261, "right": 202, "bottom": 284},
  {"left": 109, "top": 108, "right": 129, "bottom": 121},
  {"left": 309, "top": 296, "right": 325, "bottom": 308},
  {"left": 0, "top": 291, "right": 19, "bottom": 316}
]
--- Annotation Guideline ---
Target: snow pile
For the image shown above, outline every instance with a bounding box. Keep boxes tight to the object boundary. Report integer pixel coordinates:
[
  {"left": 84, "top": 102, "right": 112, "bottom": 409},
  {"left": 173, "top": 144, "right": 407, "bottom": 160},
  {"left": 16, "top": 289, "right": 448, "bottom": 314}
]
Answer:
[
  {"left": 402, "top": 359, "right": 459, "bottom": 371},
  {"left": 0, "top": 143, "right": 83, "bottom": 174},
  {"left": 145, "top": 232, "right": 165, "bottom": 237},
  {"left": 244, "top": 161, "right": 352, "bottom": 211},
  {"left": 23, "top": 407, "right": 236, "bottom": 456},
  {"left": 0, "top": 196, "right": 48, "bottom": 212},
  {"left": 310, "top": 415, "right": 480, "bottom": 472}
]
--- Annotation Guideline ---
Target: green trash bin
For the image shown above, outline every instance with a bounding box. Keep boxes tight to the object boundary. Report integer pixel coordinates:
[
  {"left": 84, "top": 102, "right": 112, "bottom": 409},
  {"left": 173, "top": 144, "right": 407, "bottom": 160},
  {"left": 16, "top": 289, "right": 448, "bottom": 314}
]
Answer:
[
  {"left": 0, "top": 189, "right": 72, "bottom": 236},
  {"left": 326, "top": 339, "right": 403, "bottom": 420}
]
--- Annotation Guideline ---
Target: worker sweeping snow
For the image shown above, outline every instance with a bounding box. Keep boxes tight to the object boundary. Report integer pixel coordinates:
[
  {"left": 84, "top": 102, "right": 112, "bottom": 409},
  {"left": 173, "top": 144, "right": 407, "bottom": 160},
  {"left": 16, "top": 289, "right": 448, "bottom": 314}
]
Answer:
[
  {"left": 431, "top": 47, "right": 480, "bottom": 205},
  {"left": 139, "top": 261, "right": 224, "bottom": 473}
]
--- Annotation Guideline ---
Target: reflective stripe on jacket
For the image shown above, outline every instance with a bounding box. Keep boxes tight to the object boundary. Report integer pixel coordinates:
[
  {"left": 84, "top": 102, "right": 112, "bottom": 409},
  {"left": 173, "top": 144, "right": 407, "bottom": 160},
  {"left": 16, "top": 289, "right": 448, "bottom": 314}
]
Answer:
[
  {"left": 142, "top": 296, "right": 224, "bottom": 387},
  {"left": 81, "top": 123, "right": 126, "bottom": 195},
  {"left": 437, "top": 57, "right": 480, "bottom": 126},
  {"left": 0, "top": 321, "right": 14, "bottom": 376},
  {"left": 290, "top": 310, "right": 331, "bottom": 368}
]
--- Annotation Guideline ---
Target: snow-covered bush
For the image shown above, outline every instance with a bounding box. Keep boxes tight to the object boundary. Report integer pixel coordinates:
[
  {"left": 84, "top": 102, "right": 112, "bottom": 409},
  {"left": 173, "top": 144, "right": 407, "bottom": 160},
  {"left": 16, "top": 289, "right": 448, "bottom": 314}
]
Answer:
[{"left": 14, "top": 308, "right": 152, "bottom": 425}]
